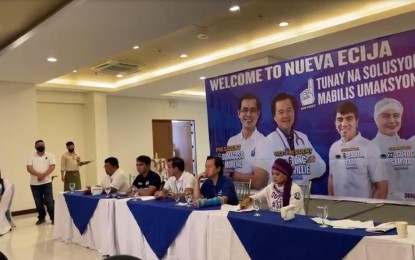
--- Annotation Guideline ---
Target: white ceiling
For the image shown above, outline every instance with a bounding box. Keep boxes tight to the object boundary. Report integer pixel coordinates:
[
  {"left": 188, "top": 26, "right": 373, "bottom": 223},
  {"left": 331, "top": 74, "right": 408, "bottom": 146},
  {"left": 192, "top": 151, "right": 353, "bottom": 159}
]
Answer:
[{"left": 1, "top": 0, "right": 415, "bottom": 101}]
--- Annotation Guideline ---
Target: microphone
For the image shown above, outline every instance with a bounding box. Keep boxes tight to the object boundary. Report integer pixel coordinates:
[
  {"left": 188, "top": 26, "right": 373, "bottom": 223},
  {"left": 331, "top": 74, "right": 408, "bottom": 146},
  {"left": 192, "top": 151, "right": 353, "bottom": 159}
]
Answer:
[{"left": 159, "top": 181, "right": 165, "bottom": 191}]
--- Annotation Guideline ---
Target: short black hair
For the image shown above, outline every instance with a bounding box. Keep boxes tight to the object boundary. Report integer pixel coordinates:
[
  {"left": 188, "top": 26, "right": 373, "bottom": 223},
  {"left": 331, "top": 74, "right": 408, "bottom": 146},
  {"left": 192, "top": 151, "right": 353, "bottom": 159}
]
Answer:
[
  {"left": 334, "top": 102, "right": 359, "bottom": 120},
  {"left": 35, "top": 140, "right": 44, "bottom": 145},
  {"left": 168, "top": 157, "right": 185, "bottom": 172},
  {"left": 238, "top": 93, "right": 261, "bottom": 111},
  {"left": 271, "top": 93, "right": 298, "bottom": 117},
  {"left": 206, "top": 155, "right": 224, "bottom": 176},
  {"left": 136, "top": 155, "right": 151, "bottom": 165},
  {"left": 66, "top": 141, "right": 74, "bottom": 147},
  {"left": 104, "top": 157, "right": 119, "bottom": 168}
]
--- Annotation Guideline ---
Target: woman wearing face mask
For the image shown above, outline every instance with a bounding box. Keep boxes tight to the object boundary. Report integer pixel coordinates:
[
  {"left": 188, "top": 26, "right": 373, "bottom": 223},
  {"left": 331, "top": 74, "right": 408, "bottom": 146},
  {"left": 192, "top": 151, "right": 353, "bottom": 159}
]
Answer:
[
  {"left": 61, "top": 141, "right": 82, "bottom": 191},
  {"left": 240, "top": 158, "right": 305, "bottom": 215}
]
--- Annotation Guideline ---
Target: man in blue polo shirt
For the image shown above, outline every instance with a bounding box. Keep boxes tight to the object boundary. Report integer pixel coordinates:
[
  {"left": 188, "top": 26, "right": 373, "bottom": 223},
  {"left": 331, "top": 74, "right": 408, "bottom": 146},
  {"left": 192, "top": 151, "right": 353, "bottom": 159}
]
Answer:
[{"left": 193, "top": 156, "right": 238, "bottom": 207}]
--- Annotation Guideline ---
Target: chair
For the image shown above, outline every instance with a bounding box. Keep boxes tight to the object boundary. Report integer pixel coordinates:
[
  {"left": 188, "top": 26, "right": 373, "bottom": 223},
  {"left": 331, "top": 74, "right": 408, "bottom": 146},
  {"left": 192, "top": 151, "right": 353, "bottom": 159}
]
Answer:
[
  {"left": 298, "top": 181, "right": 312, "bottom": 215},
  {"left": 0, "top": 180, "right": 14, "bottom": 235},
  {"left": 233, "top": 179, "right": 252, "bottom": 201},
  {"left": 128, "top": 174, "right": 137, "bottom": 185}
]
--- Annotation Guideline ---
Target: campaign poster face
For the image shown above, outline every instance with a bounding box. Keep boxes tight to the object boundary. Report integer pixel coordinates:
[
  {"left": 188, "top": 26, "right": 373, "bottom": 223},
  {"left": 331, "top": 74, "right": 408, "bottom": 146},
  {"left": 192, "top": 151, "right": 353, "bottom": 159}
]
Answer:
[{"left": 205, "top": 28, "right": 415, "bottom": 203}]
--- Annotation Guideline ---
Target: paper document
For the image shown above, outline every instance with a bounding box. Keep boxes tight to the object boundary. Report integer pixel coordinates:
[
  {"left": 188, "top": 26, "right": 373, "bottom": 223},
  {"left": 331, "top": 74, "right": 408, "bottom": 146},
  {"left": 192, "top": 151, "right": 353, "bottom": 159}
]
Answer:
[
  {"left": 138, "top": 196, "right": 156, "bottom": 201},
  {"left": 366, "top": 222, "right": 396, "bottom": 233},
  {"left": 311, "top": 218, "right": 375, "bottom": 229}
]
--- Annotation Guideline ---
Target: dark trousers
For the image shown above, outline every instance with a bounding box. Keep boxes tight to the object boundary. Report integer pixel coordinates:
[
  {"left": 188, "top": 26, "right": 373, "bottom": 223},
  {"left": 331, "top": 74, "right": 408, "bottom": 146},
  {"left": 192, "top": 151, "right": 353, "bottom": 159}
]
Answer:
[{"left": 30, "top": 182, "right": 54, "bottom": 221}]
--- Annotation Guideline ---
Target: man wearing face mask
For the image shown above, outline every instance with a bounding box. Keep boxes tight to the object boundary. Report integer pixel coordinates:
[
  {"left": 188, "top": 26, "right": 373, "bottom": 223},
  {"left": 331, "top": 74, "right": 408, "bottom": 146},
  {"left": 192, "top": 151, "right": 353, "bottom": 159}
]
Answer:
[
  {"left": 26, "top": 140, "right": 56, "bottom": 225},
  {"left": 61, "top": 141, "right": 83, "bottom": 191}
]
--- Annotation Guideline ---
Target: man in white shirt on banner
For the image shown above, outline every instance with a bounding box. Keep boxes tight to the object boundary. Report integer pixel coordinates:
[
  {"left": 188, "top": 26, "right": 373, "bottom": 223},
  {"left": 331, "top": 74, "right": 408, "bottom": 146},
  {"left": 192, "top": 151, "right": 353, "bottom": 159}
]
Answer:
[
  {"left": 154, "top": 157, "right": 195, "bottom": 199},
  {"left": 371, "top": 98, "right": 415, "bottom": 201},
  {"left": 255, "top": 92, "right": 326, "bottom": 186},
  {"left": 226, "top": 93, "right": 266, "bottom": 190},
  {"left": 328, "top": 102, "right": 388, "bottom": 199}
]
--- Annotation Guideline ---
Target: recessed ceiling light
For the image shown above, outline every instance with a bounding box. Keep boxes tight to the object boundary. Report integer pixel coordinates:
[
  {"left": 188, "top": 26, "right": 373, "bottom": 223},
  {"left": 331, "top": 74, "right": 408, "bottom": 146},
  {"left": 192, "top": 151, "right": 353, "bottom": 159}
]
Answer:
[
  {"left": 73, "top": 70, "right": 77, "bottom": 73},
  {"left": 133, "top": 45, "right": 139, "bottom": 49},
  {"left": 229, "top": 5, "right": 240, "bottom": 12},
  {"left": 116, "top": 74, "right": 123, "bottom": 78},
  {"left": 279, "top": 21, "right": 289, "bottom": 27},
  {"left": 47, "top": 57, "right": 57, "bottom": 62},
  {"left": 200, "top": 76, "right": 206, "bottom": 80},
  {"left": 180, "top": 54, "right": 188, "bottom": 58},
  {"left": 197, "top": 34, "right": 209, "bottom": 40}
]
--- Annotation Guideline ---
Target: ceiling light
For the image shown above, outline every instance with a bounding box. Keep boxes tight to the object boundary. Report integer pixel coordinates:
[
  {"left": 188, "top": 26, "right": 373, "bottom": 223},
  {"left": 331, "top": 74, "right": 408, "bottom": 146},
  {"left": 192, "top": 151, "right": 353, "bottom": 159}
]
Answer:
[
  {"left": 279, "top": 21, "right": 289, "bottom": 27},
  {"left": 116, "top": 74, "right": 123, "bottom": 78},
  {"left": 229, "top": 5, "right": 240, "bottom": 12},
  {"left": 47, "top": 57, "right": 57, "bottom": 62},
  {"left": 133, "top": 45, "right": 139, "bottom": 49},
  {"left": 197, "top": 34, "right": 209, "bottom": 40},
  {"left": 180, "top": 54, "right": 188, "bottom": 58},
  {"left": 200, "top": 76, "right": 206, "bottom": 80},
  {"left": 73, "top": 70, "right": 77, "bottom": 73}
]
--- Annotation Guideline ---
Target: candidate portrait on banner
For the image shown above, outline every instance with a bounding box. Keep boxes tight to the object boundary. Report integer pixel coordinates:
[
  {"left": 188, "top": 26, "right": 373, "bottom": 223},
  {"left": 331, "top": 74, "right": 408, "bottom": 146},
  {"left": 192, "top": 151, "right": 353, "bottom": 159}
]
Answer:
[
  {"left": 254, "top": 92, "right": 326, "bottom": 186},
  {"left": 226, "top": 93, "right": 266, "bottom": 190}
]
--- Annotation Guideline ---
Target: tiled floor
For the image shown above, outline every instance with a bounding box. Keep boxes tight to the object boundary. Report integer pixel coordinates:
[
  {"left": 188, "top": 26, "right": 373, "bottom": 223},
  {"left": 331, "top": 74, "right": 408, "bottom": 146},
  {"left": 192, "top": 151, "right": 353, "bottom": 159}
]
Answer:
[{"left": 0, "top": 214, "right": 102, "bottom": 260}]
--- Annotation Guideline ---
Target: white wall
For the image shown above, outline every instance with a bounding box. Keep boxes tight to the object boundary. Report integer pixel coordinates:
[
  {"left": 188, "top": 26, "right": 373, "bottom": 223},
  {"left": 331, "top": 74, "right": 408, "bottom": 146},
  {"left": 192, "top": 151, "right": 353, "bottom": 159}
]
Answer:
[
  {"left": 107, "top": 96, "right": 209, "bottom": 176},
  {"left": 0, "top": 81, "right": 36, "bottom": 211},
  {"left": 36, "top": 92, "right": 88, "bottom": 194}
]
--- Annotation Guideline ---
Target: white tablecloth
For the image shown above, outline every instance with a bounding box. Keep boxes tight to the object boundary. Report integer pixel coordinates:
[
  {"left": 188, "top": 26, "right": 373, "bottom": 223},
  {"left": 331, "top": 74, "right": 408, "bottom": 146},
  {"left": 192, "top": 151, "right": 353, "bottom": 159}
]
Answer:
[
  {"left": 207, "top": 210, "right": 415, "bottom": 260},
  {"left": 114, "top": 199, "right": 211, "bottom": 260},
  {"left": 54, "top": 192, "right": 117, "bottom": 256}
]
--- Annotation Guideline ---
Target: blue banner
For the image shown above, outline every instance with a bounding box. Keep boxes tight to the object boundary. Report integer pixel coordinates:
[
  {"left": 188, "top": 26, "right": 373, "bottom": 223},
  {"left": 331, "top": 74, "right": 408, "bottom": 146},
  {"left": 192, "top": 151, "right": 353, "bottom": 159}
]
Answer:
[{"left": 205, "top": 29, "right": 415, "bottom": 202}]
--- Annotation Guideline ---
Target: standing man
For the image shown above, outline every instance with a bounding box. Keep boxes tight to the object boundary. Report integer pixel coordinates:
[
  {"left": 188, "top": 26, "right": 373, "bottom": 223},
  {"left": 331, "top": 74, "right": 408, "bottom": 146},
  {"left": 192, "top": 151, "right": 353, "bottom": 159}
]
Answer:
[
  {"left": 328, "top": 102, "right": 388, "bottom": 199},
  {"left": 61, "top": 141, "right": 86, "bottom": 191},
  {"left": 255, "top": 93, "right": 326, "bottom": 186},
  {"left": 226, "top": 93, "right": 266, "bottom": 190},
  {"left": 130, "top": 155, "right": 161, "bottom": 196},
  {"left": 154, "top": 157, "right": 195, "bottom": 199},
  {"left": 371, "top": 98, "right": 415, "bottom": 201},
  {"left": 26, "top": 140, "right": 55, "bottom": 225}
]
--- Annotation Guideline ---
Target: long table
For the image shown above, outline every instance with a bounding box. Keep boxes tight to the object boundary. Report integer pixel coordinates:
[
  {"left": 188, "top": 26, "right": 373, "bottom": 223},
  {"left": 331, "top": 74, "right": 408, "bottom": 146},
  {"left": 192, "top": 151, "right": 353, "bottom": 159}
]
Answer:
[{"left": 54, "top": 192, "right": 415, "bottom": 260}]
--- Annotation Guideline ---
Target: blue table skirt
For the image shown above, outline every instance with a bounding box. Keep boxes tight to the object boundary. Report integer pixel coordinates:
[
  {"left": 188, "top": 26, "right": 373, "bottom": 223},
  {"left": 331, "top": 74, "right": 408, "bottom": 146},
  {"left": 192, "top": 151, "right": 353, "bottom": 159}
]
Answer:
[
  {"left": 227, "top": 210, "right": 396, "bottom": 260},
  {"left": 63, "top": 191, "right": 111, "bottom": 235},
  {"left": 127, "top": 199, "right": 220, "bottom": 259}
]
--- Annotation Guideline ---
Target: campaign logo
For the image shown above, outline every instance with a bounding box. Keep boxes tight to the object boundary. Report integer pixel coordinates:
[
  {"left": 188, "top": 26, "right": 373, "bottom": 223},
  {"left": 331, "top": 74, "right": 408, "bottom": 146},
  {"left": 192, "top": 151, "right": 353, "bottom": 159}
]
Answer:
[{"left": 300, "top": 78, "right": 316, "bottom": 110}]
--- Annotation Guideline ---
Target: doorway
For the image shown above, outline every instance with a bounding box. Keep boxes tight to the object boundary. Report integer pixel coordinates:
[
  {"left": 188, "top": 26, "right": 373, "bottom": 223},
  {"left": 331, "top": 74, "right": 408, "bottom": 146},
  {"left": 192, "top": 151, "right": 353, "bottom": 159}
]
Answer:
[{"left": 152, "top": 119, "right": 197, "bottom": 174}]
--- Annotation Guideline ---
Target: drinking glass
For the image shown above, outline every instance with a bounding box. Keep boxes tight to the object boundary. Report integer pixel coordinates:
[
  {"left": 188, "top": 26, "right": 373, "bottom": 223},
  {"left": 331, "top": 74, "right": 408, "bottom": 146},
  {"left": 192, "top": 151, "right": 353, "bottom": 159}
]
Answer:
[
  {"left": 174, "top": 193, "right": 181, "bottom": 205},
  {"left": 69, "top": 183, "right": 76, "bottom": 193},
  {"left": 131, "top": 186, "right": 138, "bottom": 201},
  {"left": 184, "top": 191, "right": 192, "bottom": 207},
  {"left": 316, "top": 205, "right": 328, "bottom": 228},
  {"left": 253, "top": 199, "right": 261, "bottom": 216},
  {"left": 104, "top": 185, "right": 111, "bottom": 197}
]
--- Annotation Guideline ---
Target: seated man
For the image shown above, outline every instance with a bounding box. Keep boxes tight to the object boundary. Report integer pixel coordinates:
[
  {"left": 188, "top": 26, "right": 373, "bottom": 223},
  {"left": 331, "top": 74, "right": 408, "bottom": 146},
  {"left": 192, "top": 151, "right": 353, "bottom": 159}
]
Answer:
[
  {"left": 240, "top": 158, "right": 305, "bottom": 215},
  {"left": 193, "top": 156, "right": 238, "bottom": 207},
  {"left": 130, "top": 155, "right": 161, "bottom": 196},
  {"left": 154, "top": 157, "right": 195, "bottom": 199},
  {"left": 100, "top": 157, "right": 130, "bottom": 193}
]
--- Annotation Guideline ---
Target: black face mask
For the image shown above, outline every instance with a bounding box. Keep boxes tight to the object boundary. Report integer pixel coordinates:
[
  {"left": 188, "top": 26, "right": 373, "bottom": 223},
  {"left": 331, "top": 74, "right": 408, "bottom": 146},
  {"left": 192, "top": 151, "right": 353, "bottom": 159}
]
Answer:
[
  {"left": 68, "top": 148, "right": 75, "bottom": 153},
  {"left": 35, "top": 146, "right": 45, "bottom": 152}
]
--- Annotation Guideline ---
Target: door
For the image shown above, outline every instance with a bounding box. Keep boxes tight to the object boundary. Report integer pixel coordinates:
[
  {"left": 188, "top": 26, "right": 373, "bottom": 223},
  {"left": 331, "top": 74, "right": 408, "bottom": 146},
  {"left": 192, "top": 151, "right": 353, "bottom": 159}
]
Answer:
[{"left": 152, "top": 120, "right": 173, "bottom": 159}]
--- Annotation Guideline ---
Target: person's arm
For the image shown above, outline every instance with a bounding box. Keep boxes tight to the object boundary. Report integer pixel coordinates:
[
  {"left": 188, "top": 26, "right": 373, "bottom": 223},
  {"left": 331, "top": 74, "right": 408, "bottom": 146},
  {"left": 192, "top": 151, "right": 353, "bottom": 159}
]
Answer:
[
  {"left": 251, "top": 167, "right": 269, "bottom": 190},
  {"left": 240, "top": 187, "right": 268, "bottom": 209},
  {"left": 328, "top": 174, "right": 334, "bottom": 196},
  {"left": 373, "top": 180, "right": 388, "bottom": 199},
  {"left": 27, "top": 165, "right": 41, "bottom": 177},
  {"left": 193, "top": 173, "right": 205, "bottom": 200},
  {"left": 137, "top": 185, "right": 157, "bottom": 196},
  {"left": 154, "top": 188, "right": 169, "bottom": 199},
  {"left": 288, "top": 187, "right": 304, "bottom": 214},
  {"left": 61, "top": 155, "right": 66, "bottom": 182}
]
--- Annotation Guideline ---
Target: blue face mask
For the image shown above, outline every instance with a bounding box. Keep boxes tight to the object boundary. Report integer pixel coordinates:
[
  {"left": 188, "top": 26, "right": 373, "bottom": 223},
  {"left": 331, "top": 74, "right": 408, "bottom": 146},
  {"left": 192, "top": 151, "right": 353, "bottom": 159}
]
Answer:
[{"left": 35, "top": 146, "right": 45, "bottom": 152}]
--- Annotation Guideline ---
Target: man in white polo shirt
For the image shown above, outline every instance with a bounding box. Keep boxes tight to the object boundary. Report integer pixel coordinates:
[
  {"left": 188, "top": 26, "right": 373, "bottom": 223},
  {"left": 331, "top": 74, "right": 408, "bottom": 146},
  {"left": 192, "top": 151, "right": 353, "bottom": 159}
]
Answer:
[
  {"left": 154, "top": 157, "right": 195, "bottom": 199},
  {"left": 26, "top": 140, "right": 56, "bottom": 225}
]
